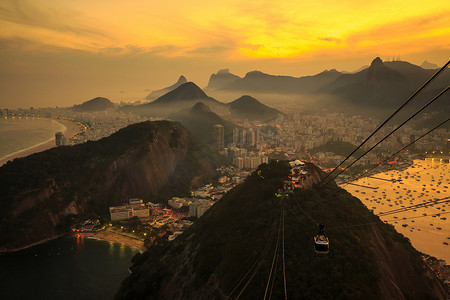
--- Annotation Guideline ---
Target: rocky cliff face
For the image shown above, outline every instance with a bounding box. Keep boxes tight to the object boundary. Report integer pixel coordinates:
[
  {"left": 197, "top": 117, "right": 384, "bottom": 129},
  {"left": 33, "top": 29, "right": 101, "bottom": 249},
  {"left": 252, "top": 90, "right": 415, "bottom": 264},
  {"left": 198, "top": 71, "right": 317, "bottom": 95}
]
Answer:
[{"left": 0, "top": 121, "right": 224, "bottom": 251}]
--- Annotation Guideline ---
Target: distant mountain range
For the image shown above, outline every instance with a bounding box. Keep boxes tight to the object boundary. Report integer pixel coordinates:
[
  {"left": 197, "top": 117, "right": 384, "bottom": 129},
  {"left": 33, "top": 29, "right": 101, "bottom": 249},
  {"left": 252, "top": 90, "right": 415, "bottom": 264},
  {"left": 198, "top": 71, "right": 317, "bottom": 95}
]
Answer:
[
  {"left": 0, "top": 121, "right": 225, "bottom": 251},
  {"left": 130, "top": 57, "right": 447, "bottom": 124},
  {"left": 145, "top": 75, "right": 187, "bottom": 100},
  {"left": 206, "top": 69, "right": 342, "bottom": 94},
  {"left": 322, "top": 57, "right": 449, "bottom": 109},
  {"left": 72, "top": 97, "right": 114, "bottom": 112},
  {"left": 123, "top": 82, "right": 224, "bottom": 117},
  {"left": 202, "top": 58, "right": 448, "bottom": 112},
  {"left": 125, "top": 82, "right": 282, "bottom": 122}
]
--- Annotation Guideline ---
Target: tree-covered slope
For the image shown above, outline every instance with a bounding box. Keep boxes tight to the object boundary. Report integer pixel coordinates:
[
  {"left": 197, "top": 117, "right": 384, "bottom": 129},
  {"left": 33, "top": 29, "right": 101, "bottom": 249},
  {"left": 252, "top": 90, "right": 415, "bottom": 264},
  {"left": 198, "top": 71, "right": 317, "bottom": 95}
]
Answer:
[
  {"left": 0, "top": 121, "right": 225, "bottom": 251},
  {"left": 115, "top": 161, "right": 445, "bottom": 299}
]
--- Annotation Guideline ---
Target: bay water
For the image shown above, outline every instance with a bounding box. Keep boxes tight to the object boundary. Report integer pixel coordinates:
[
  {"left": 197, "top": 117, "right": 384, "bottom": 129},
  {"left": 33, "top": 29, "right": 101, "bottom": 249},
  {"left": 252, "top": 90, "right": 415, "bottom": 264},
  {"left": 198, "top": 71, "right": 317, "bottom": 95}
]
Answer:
[{"left": 0, "top": 236, "right": 138, "bottom": 300}]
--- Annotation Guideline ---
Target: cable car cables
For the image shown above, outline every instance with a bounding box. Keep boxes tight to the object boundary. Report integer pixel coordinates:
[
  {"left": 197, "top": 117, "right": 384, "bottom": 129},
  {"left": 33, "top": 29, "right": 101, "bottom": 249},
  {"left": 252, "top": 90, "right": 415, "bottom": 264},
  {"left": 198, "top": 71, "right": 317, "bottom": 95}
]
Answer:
[
  {"left": 317, "top": 60, "right": 449, "bottom": 188},
  {"left": 320, "top": 86, "right": 449, "bottom": 188}
]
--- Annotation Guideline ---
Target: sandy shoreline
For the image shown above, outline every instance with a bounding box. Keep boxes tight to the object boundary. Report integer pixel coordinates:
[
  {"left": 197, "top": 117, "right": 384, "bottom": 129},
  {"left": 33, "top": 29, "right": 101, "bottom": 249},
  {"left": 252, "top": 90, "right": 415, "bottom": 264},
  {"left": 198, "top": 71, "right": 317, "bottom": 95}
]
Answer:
[
  {"left": 80, "top": 228, "right": 146, "bottom": 252},
  {"left": 0, "top": 118, "right": 84, "bottom": 166},
  {"left": 1, "top": 229, "right": 145, "bottom": 254},
  {"left": 343, "top": 159, "right": 450, "bottom": 262}
]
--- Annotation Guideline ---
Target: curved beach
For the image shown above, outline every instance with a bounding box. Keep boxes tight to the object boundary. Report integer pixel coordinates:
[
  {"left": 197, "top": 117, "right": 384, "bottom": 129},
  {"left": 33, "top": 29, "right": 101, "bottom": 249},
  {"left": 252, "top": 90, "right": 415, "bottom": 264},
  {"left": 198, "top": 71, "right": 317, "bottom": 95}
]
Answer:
[
  {"left": 0, "top": 119, "right": 83, "bottom": 167},
  {"left": 80, "top": 228, "right": 146, "bottom": 252}
]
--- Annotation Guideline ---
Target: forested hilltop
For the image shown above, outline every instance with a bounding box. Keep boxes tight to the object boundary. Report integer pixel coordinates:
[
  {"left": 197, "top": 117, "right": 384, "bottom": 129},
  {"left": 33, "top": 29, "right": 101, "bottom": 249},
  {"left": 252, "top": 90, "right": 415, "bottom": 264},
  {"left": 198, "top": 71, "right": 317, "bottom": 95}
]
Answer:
[
  {"left": 115, "top": 161, "right": 446, "bottom": 299},
  {"left": 0, "top": 121, "right": 225, "bottom": 251}
]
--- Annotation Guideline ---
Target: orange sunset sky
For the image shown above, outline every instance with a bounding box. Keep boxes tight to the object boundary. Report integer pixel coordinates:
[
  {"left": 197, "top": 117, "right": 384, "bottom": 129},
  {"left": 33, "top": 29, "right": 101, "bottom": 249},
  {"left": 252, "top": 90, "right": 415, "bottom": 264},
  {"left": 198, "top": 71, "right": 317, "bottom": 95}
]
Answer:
[{"left": 1, "top": 0, "right": 449, "bottom": 108}]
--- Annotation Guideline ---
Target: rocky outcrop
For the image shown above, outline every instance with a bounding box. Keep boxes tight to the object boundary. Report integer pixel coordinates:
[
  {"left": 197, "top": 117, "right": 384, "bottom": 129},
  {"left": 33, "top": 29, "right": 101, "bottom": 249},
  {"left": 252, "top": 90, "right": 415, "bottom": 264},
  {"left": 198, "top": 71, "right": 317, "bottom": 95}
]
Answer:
[
  {"left": 0, "top": 121, "right": 224, "bottom": 252},
  {"left": 206, "top": 69, "right": 240, "bottom": 90}
]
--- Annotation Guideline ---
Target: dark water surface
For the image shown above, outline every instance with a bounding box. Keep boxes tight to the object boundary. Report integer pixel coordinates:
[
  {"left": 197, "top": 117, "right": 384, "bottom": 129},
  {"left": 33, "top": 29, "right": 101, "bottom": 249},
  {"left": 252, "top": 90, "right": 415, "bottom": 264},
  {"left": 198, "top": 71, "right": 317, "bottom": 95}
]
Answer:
[{"left": 0, "top": 235, "right": 138, "bottom": 300}]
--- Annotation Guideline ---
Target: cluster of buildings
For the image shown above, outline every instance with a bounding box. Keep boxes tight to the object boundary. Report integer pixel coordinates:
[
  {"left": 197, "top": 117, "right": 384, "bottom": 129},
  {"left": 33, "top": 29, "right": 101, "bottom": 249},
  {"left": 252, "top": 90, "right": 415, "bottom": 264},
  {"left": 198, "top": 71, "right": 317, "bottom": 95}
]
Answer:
[
  {"left": 166, "top": 166, "right": 249, "bottom": 219},
  {"left": 232, "top": 127, "right": 262, "bottom": 148},
  {"left": 109, "top": 198, "right": 150, "bottom": 221},
  {"left": 212, "top": 124, "right": 265, "bottom": 152},
  {"left": 211, "top": 123, "right": 270, "bottom": 170},
  {"left": 109, "top": 166, "right": 247, "bottom": 240},
  {"left": 257, "top": 110, "right": 449, "bottom": 168},
  {"left": 226, "top": 148, "right": 269, "bottom": 169},
  {"left": 168, "top": 182, "right": 235, "bottom": 218}
]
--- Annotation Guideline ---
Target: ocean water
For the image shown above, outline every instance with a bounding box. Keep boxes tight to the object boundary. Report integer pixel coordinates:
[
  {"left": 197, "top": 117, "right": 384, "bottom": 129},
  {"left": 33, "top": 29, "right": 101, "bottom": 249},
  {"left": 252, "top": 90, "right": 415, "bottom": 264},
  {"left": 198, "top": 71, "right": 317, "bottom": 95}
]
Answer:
[
  {"left": 0, "top": 236, "right": 138, "bottom": 300},
  {"left": 0, "top": 117, "right": 65, "bottom": 159}
]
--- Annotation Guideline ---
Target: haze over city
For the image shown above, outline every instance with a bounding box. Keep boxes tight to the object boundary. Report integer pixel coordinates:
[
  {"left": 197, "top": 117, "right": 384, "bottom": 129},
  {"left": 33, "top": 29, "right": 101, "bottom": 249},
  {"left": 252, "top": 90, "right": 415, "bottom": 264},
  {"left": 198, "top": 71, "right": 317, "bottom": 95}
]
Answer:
[{"left": 1, "top": 0, "right": 449, "bottom": 108}]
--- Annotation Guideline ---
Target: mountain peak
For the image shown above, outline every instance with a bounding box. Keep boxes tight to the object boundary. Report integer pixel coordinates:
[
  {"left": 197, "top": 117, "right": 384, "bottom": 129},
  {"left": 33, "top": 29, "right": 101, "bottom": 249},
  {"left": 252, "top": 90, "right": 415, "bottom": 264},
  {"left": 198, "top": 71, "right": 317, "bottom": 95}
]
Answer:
[
  {"left": 73, "top": 97, "right": 114, "bottom": 112},
  {"left": 177, "top": 75, "right": 187, "bottom": 84},
  {"left": 245, "top": 70, "right": 266, "bottom": 78},
  {"left": 177, "top": 82, "right": 208, "bottom": 97},
  {"left": 207, "top": 69, "right": 241, "bottom": 89},
  {"left": 233, "top": 95, "right": 259, "bottom": 104},
  {"left": 153, "top": 82, "right": 209, "bottom": 104},
  {"left": 217, "top": 69, "right": 231, "bottom": 75},
  {"left": 228, "top": 95, "right": 281, "bottom": 121},
  {"left": 366, "top": 57, "right": 406, "bottom": 83},
  {"left": 370, "top": 57, "right": 384, "bottom": 67},
  {"left": 420, "top": 61, "right": 439, "bottom": 69},
  {"left": 145, "top": 75, "right": 189, "bottom": 100}
]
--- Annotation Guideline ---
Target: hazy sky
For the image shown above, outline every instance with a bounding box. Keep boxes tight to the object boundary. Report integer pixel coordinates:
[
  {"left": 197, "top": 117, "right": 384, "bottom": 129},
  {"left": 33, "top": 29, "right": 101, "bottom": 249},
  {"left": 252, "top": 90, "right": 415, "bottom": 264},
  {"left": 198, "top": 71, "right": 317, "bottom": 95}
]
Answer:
[{"left": 1, "top": 0, "right": 449, "bottom": 108}]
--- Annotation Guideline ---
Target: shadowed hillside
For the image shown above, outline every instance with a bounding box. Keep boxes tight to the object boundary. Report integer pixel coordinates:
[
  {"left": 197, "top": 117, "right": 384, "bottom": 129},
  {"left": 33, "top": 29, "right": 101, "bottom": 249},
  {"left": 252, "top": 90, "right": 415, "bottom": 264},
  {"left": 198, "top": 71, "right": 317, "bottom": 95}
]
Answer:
[
  {"left": 72, "top": 97, "right": 114, "bottom": 112},
  {"left": 170, "top": 102, "right": 235, "bottom": 145},
  {"left": 0, "top": 121, "right": 226, "bottom": 252},
  {"left": 322, "top": 58, "right": 450, "bottom": 113},
  {"left": 228, "top": 95, "right": 282, "bottom": 121},
  {"left": 115, "top": 161, "right": 446, "bottom": 299}
]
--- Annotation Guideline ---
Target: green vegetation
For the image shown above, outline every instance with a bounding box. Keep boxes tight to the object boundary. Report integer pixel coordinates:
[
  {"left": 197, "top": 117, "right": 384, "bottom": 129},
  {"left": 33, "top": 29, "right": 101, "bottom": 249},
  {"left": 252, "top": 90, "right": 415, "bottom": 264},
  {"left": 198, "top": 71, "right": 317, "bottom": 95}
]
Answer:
[
  {"left": 115, "top": 161, "right": 442, "bottom": 299},
  {"left": 0, "top": 121, "right": 225, "bottom": 250}
]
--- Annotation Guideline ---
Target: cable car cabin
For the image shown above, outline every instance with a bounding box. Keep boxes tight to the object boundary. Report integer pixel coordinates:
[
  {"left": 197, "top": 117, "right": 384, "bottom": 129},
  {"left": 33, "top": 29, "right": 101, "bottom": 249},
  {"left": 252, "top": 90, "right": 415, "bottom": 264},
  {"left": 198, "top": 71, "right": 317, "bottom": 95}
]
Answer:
[
  {"left": 314, "top": 234, "right": 329, "bottom": 254},
  {"left": 314, "top": 224, "right": 329, "bottom": 254}
]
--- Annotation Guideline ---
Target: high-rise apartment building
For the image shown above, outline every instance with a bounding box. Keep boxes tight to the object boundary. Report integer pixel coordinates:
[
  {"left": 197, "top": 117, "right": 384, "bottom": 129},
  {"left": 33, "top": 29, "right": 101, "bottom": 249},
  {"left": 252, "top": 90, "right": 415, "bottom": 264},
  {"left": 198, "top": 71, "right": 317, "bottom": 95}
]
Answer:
[{"left": 213, "top": 124, "right": 224, "bottom": 151}]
